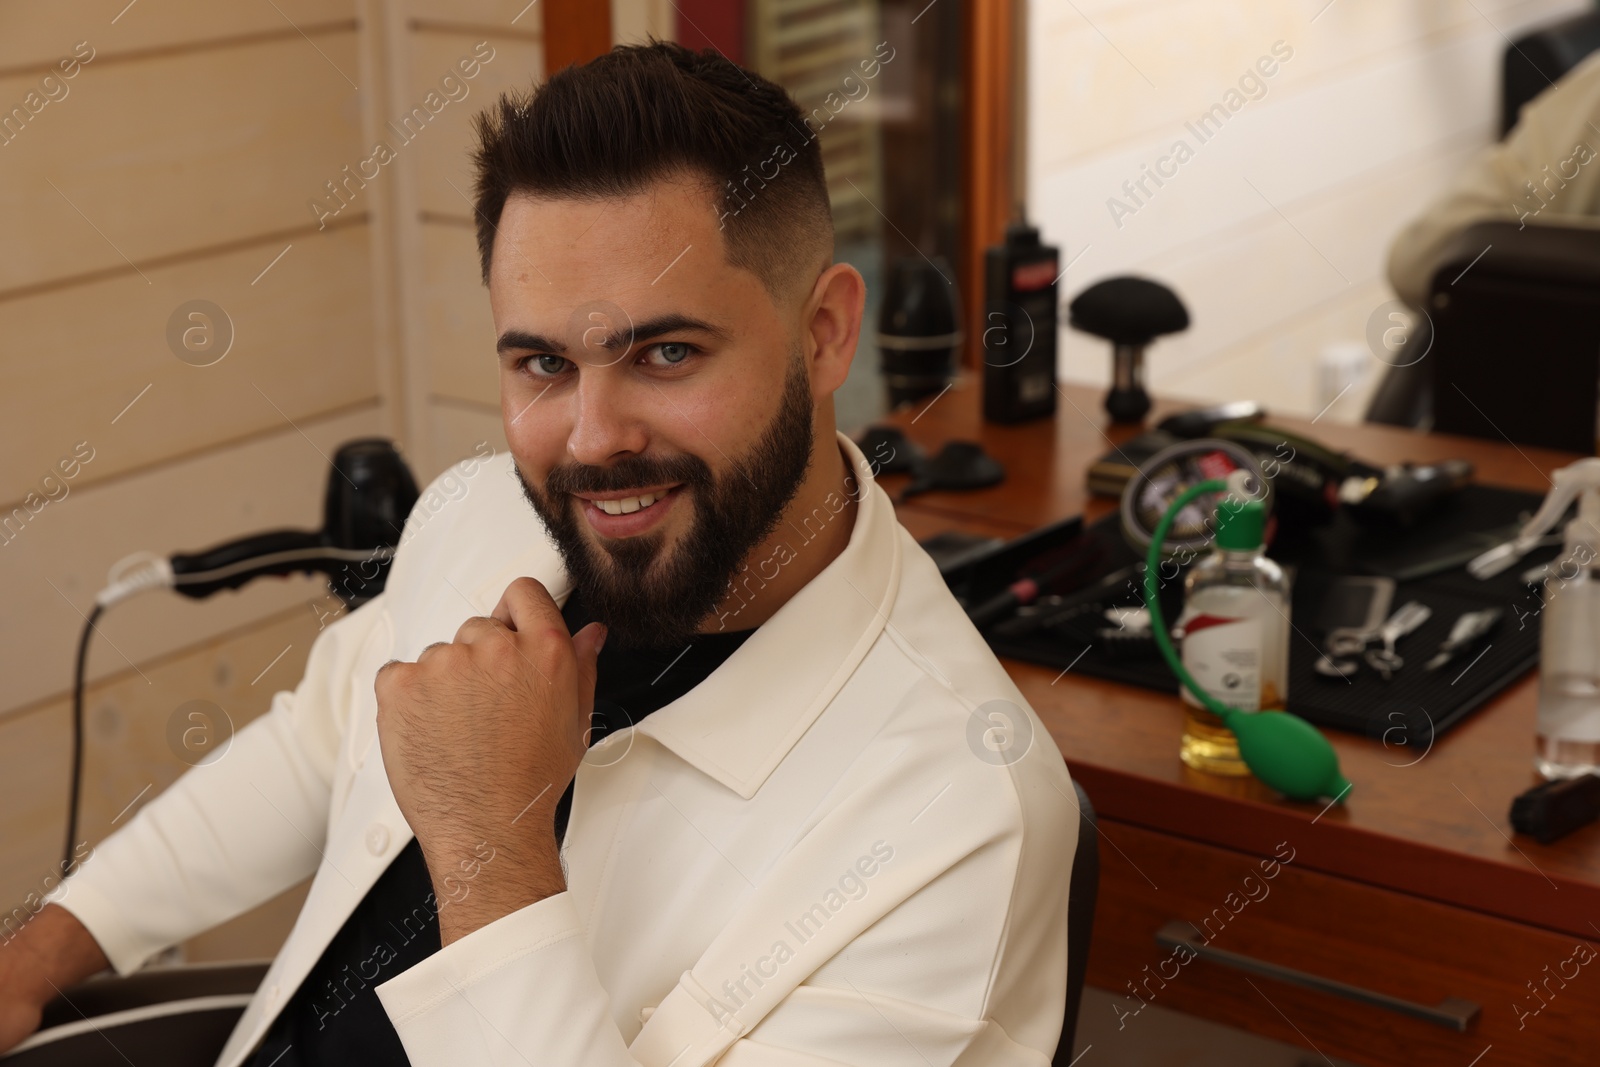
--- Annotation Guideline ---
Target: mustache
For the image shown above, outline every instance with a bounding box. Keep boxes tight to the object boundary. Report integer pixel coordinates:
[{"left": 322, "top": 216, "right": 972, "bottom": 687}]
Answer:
[{"left": 543, "top": 453, "right": 713, "bottom": 497}]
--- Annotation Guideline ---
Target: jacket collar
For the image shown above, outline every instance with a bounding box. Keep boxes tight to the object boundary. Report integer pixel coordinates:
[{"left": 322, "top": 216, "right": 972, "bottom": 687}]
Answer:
[{"left": 633, "top": 431, "right": 901, "bottom": 799}]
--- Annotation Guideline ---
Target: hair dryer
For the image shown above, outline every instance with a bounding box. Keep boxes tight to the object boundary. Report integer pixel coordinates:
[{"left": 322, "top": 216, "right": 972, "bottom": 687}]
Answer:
[
  {"left": 97, "top": 439, "right": 420, "bottom": 608},
  {"left": 65, "top": 439, "right": 419, "bottom": 874}
]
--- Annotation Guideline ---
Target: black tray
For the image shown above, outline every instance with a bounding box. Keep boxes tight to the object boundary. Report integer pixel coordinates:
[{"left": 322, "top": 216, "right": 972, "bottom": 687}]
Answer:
[{"left": 941, "top": 485, "right": 1552, "bottom": 743}]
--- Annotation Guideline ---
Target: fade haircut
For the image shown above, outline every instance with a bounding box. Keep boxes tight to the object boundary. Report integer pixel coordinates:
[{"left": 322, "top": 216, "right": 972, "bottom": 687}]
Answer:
[{"left": 471, "top": 39, "right": 834, "bottom": 302}]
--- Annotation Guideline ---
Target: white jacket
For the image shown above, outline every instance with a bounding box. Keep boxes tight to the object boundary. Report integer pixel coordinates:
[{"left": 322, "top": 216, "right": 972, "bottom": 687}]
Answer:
[{"left": 55, "top": 432, "right": 1078, "bottom": 1066}]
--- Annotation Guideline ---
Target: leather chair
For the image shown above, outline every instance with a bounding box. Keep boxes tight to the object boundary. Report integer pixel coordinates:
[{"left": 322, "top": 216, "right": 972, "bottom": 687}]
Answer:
[
  {"left": 12, "top": 785, "right": 1103, "bottom": 1066},
  {"left": 1054, "top": 778, "right": 1100, "bottom": 1066},
  {"left": 1502, "top": 7, "right": 1600, "bottom": 137},
  {"left": 1366, "top": 220, "right": 1600, "bottom": 454},
  {"left": 2, "top": 960, "right": 266, "bottom": 1065}
]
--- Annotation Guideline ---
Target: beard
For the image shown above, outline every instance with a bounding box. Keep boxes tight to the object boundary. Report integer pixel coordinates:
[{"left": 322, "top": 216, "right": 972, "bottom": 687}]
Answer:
[{"left": 517, "top": 347, "right": 816, "bottom": 648}]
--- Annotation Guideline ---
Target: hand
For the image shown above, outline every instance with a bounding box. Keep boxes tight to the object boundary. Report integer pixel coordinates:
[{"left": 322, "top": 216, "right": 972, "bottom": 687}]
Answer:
[
  {"left": 0, "top": 905, "right": 111, "bottom": 1053},
  {"left": 375, "top": 577, "right": 605, "bottom": 943}
]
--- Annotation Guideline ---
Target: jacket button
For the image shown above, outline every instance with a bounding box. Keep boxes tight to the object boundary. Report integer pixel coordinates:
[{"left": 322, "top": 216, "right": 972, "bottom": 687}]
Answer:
[{"left": 366, "top": 823, "right": 391, "bottom": 856}]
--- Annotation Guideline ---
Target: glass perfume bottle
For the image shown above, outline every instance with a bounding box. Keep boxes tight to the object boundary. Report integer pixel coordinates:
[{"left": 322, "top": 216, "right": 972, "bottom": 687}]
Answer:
[{"left": 1176, "top": 499, "right": 1290, "bottom": 776}]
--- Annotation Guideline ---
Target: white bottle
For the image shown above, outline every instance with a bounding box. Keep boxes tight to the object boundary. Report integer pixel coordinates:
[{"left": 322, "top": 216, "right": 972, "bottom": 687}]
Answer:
[
  {"left": 1537, "top": 477, "right": 1600, "bottom": 778},
  {"left": 1473, "top": 457, "right": 1600, "bottom": 778}
]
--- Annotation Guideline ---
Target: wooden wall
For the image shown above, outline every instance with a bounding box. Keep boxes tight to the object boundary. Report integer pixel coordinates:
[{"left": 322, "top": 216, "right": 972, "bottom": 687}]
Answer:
[
  {"left": 0, "top": 0, "right": 555, "bottom": 963},
  {"left": 1027, "top": 0, "right": 1590, "bottom": 422}
]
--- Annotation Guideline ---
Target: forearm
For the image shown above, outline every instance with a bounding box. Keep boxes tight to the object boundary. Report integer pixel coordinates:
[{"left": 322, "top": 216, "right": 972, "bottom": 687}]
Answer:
[
  {"left": 5, "top": 904, "right": 110, "bottom": 1003},
  {"left": 55, "top": 701, "right": 334, "bottom": 974}
]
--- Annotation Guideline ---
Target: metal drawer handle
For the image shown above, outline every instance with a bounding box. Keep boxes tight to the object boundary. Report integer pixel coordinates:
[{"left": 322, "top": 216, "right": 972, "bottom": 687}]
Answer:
[{"left": 1155, "top": 921, "right": 1481, "bottom": 1033}]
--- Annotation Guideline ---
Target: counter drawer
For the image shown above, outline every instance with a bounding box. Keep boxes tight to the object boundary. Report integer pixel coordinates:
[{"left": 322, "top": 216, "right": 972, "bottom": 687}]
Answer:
[{"left": 1084, "top": 819, "right": 1596, "bottom": 1066}]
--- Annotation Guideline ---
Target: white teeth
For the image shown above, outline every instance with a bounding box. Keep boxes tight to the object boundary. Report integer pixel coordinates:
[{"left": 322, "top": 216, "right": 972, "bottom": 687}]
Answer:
[{"left": 596, "top": 490, "right": 665, "bottom": 516}]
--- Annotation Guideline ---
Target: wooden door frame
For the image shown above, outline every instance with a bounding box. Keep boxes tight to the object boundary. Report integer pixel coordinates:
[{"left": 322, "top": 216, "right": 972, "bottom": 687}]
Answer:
[
  {"left": 961, "top": 0, "right": 1023, "bottom": 369},
  {"left": 543, "top": 0, "right": 614, "bottom": 73}
]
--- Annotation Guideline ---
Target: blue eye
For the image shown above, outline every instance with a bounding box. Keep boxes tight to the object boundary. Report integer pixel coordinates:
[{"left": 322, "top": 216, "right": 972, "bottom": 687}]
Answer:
[
  {"left": 532, "top": 355, "right": 568, "bottom": 376},
  {"left": 654, "top": 342, "right": 692, "bottom": 364}
]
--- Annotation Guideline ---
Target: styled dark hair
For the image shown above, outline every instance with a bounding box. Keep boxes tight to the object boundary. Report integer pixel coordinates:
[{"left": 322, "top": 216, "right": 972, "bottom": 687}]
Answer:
[{"left": 471, "top": 39, "right": 834, "bottom": 300}]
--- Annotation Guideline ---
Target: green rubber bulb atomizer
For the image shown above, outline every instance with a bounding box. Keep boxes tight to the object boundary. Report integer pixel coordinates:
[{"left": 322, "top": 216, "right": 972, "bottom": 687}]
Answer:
[{"left": 1142, "top": 468, "right": 1353, "bottom": 804}]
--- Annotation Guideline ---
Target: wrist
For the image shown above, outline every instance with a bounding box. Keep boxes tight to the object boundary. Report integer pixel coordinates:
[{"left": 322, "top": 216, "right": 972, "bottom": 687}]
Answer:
[
  {"left": 9, "top": 906, "right": 111, "bottom": 1004},
  {"left": 429, "top": 837, "right": 566, "bottom": 945}
]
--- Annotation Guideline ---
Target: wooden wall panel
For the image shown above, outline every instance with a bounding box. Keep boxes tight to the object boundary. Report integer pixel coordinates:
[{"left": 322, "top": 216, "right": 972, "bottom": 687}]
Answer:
[
  {"left": 0, "top": 223, "right": 379, "bottom": 503},
  {"left": 420, "top": 220, "right": 501, "bottom": 409},
  {"left": 0, "top": 405, "right": 384, "bottom": 718},
  {"left": 430, "top": 399, "right": 510, "bottom": 484},
  {"left": 0, "top": 607, "right": 320, "bottom": 964},
  {"left": 410, "top": 31, "right": 545, "bottom": 219},
  {"left": 408, "top": 0, "right": 547, "bottom": 25},
  {"left": 0, "top": 1, "right": 350, "bottom": 70},
  {"left": 0, "top": 32, "right": 366, "bottom": 291}
]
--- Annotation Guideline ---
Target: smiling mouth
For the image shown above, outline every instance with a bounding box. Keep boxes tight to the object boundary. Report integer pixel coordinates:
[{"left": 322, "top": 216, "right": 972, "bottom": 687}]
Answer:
[
  {"left": 590, "top": 489, "right": 668, "bottom": 515},
  {"left": 573, "top": 483, "right": 684, "bottom": 516}
]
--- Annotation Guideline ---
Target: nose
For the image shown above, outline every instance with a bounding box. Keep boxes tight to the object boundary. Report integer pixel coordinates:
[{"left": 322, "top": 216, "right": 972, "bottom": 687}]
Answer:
[{"left": 566, "top": 369, "right": 649, "bottom": 467}]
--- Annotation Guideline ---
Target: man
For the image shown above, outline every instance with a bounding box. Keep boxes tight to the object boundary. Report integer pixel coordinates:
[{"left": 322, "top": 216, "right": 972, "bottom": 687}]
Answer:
[
  {"left": 0, "top": 41, "right": 1076, "bottom": 1065},
  {"left": 1388, "top": 49, "right": 1600, "bottom": 307}
]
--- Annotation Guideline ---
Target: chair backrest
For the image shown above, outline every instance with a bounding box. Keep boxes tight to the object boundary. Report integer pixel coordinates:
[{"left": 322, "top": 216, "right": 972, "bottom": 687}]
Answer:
[
  {"left": 1425, "top": 220, "right": 1600, "bottom": 454},
  {"left": 1503, "top": 9, "right": 1600, "bottom": 138},
  {"left": 1053, "top": 778, "right": 1099, "bottom": 1066},
  {"left": 15, "top": 961, "right": 269, "bottom": 1066}
]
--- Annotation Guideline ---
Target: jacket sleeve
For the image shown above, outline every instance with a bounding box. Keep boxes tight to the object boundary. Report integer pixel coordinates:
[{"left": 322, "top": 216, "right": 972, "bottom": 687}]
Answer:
[
  {"left": 1386, "top": 51, "right": 1600, "bottom": 307},
  {"left": 49, "top": 595, "right": 394, "bottom": 975},
  {"left": 373, "top": 729, "right": 1077, "bottom": 1067}
]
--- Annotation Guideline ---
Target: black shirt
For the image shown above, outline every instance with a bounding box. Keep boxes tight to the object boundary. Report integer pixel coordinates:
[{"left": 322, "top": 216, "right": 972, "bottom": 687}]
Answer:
[{"left": 248, "top": 590, "right": 758, "bottom": 1066}]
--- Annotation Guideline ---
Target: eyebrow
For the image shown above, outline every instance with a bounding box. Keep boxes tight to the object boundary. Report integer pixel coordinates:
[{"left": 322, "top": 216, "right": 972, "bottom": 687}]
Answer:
[{"left": 495, "top": 313, "right": 731, "bottom": 356}]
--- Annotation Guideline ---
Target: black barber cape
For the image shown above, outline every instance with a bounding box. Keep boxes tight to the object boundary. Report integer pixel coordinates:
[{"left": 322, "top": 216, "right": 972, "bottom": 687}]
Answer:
[{"left": 249, "top": 589, "right": 759, "bottom": 1066}]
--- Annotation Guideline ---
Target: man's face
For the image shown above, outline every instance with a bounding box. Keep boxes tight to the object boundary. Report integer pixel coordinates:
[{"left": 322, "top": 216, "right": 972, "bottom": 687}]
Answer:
[{"left": 488, "top": 176, "right": 819, "bottom": 648}]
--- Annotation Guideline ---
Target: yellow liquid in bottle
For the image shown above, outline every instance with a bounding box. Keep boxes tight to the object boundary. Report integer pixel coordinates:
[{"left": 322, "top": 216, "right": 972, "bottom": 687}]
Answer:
[{"left": 1180, "top": 681, "right": 1283, "bottom": 776}]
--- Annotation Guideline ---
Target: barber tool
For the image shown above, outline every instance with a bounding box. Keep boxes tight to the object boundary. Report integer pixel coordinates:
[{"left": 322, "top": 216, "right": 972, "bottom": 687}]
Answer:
[
  {"left": 1069, "top": 275, "right": 1189, "bottom": 424},
  {"left": 1424, "top": 608, "right": 1502, "bottom": 670},
  {"left": 852, "top": 423, "right": 924, "bottom": 476},
  {"left": 1511, "top": 773, "right": 1600, "bottom": 844},
  {"left": 1120, "top": 438, "right": 1269, "bottom": 556},
  {"left": 964, "top": 531, "right": 1108, "bottom": 630},
  {"left": 990, "top": 562, "right": 1143, "bottom": 639},
  {"left": 878, "top": 255, "right": 962, "bottom": 408},
  {"left": 64, "top": 439, "right": 419, "bottom": 875},
  {"left": 1135, "top": 450, "right": 1350, "bottom": 803},
  {"left": 1466, "top": 458, "right": 1600, "bottom": 777},
  {"left": 1102, "top": 604, "right": 1152, "bottom": 636},
  {"left": 1310, "top": 576, "right": 1396, "bottom": 679},
  {"left": 1156, "top": 400, "right": 1265, "bottom": 438},
  {"left": 1468, "top": 457, "right": 1600, "bottom": 579},
  {"left": 1339, "top": 459, "right": 1476, "bottom": 528},
  {"left": 897, "top": 440, "right": 1005, "bottom": 503},
  {"left": 982, "top": 215, "right": 1059, "bottom": 424},
  {"left": 1362, "top": 600, "right": 1433, "bottom": 681}
]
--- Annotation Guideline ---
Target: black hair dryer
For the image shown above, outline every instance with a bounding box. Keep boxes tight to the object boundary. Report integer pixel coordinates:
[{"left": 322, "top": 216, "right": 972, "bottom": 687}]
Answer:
[{"left": 169, "top": 439, "right": 420, "bottom": 606}]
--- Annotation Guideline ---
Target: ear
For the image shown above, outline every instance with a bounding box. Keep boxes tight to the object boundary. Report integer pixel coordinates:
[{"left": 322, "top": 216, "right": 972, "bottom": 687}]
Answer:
[{"left": 802, "top": 262, "right": 866, "bottom": 397}]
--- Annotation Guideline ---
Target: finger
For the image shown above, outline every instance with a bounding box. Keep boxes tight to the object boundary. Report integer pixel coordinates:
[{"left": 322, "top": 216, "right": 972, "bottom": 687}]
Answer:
[
  {"left": 416, "top": 641, "right": 451, "bottom": 662},
  {"left": 490, "top": 576, "right": 567, "bottom": 636},
  {"left": 373, "top": 658, "right": 410, "bottom": 705},
  {"left": 453, "top": 615, "right": 506, "bottom": 645}
]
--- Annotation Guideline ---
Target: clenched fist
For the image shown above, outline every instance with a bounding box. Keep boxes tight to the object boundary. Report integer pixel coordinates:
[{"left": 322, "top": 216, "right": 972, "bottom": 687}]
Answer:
[{"left": 375, "top": 577, "right": 605, "bottom": 943}]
